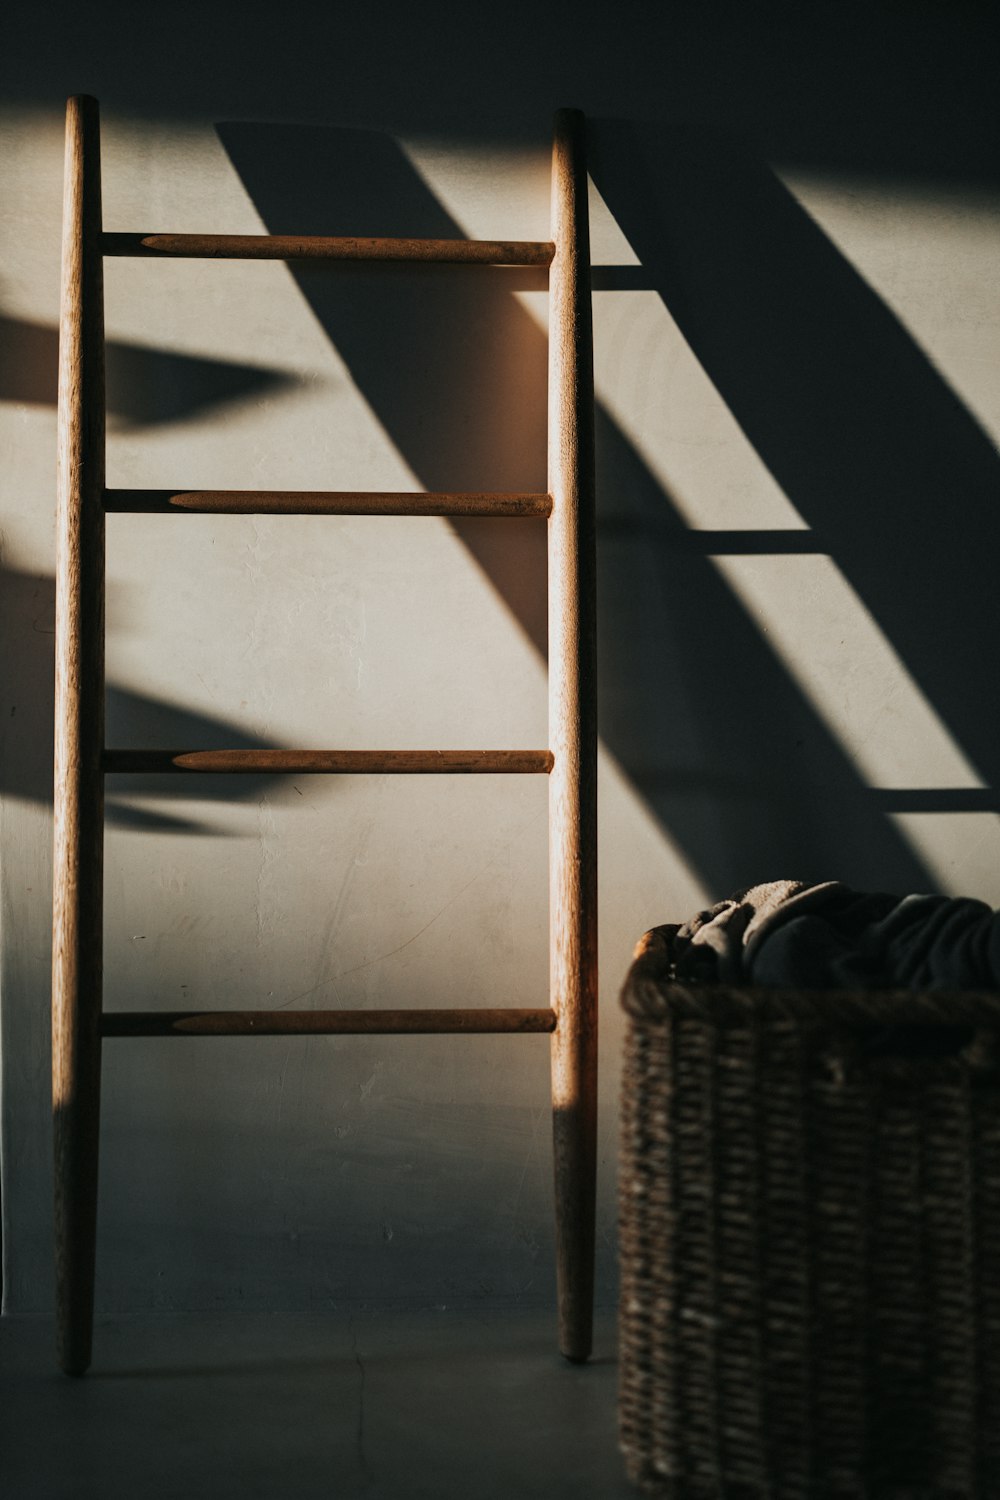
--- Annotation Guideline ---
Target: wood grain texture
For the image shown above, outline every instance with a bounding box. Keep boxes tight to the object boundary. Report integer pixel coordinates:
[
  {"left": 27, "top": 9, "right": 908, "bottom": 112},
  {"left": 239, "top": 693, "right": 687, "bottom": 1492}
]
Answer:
[
  {"left": 103, "top": 749, "right": 553, "bottom": 775},
  {"left": 547, "top": 108, "right": 598, "bottom": 1364},
  {"left": 104, "top": 489, "right": 553, "bottom": 517},
  {"left": 102, "top": 232, "right": 555, "bottom": 265},
  {"left": 53, "top": 94, "right": 106, "bottom": 1378},
  {"left": 102, "top": 1009, "right": 557, "bottom": 1037}
]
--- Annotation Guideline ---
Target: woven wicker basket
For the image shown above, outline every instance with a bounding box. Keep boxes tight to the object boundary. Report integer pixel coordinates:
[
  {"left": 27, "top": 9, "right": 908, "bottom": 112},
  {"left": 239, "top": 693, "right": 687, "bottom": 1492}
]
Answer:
[{"left": 619, "top": 938, "right": 1000, "bottom": 1498}]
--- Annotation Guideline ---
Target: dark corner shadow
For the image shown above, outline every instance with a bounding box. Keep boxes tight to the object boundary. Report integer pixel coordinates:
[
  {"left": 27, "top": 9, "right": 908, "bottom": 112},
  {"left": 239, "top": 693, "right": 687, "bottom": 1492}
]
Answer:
[
  {"left": 219, "top": 120, "right": 941, "bottom": 896},
  {"left": 587, "top": 117, "right": 1000, "bottom": 800},
  {"left": 0, "top": 560, "right": 300, "bottom": 835},
  {"left": 0, "top": 312, "right": 298, "bottom": 428}
]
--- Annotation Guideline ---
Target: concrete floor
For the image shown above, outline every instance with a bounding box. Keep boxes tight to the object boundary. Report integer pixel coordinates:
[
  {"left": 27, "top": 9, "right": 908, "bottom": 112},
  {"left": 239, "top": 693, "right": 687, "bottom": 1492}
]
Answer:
[{"left": 0, "top": 1305, "right": 635, "bottom": 1500}]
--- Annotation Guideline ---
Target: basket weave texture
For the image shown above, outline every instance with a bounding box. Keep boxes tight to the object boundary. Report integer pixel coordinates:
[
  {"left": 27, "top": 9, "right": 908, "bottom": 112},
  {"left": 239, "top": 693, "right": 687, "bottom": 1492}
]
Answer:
[{"left": 619, "top": 944, "right": 1000, "bottom": 1498}]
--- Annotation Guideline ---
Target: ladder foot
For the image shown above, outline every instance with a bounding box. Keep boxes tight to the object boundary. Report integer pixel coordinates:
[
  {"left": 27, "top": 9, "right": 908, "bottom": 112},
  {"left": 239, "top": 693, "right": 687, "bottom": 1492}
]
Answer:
[{"left": 54, "top": 1094, "right": 101, "bottom": 1378}]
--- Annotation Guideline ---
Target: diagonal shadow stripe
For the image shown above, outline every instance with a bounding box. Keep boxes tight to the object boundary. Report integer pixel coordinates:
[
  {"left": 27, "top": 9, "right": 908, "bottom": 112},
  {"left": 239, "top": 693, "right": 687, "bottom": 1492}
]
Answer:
[
  {"left": 217, "top": 121, "right": 936, "bottom": 896},
  {"left": 589, "top": 119, "right": 1000, "bottom": 800}
]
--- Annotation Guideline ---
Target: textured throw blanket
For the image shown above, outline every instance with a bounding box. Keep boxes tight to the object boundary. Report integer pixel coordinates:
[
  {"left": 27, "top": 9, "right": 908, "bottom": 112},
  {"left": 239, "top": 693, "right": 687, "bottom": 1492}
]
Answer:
[{"left": 643, "top": 880, "right": 1000, "bottom": 991}]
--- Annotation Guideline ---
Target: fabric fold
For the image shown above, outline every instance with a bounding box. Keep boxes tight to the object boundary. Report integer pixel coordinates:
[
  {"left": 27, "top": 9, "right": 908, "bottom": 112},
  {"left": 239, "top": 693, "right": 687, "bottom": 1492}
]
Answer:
[{"left": 646, "top": 880, "right": 1000, "bottom": 991}]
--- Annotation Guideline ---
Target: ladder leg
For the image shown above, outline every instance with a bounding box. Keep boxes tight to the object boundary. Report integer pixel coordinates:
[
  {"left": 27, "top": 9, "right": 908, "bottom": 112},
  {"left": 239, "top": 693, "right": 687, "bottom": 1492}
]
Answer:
[
  {"left": 548, "top": 109, "right": 598, "bottom": 1363},
  {"left": 53, "top": 94, "right": 106, "bottom": 1377}
]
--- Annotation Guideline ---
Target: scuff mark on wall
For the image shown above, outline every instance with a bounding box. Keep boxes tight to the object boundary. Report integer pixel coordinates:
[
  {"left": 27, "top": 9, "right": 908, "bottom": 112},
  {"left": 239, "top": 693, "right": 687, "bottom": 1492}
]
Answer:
[
  {"left": 338, "top": 846, "right": 508, "bottom": 978},
  {"left": 359, "top": 1063, "right": 383, "bottom": 1103}
]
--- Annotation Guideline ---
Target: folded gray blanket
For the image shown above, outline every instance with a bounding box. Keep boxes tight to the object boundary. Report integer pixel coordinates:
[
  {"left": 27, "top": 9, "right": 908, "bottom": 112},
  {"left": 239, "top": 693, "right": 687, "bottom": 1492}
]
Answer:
[{"left": 647, "top": 879, "right": 1000, "bottom": 991}]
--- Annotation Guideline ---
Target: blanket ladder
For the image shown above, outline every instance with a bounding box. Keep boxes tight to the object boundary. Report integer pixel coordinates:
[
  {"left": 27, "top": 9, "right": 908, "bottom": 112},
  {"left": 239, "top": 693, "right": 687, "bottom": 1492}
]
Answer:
[{"left": 54, "top": 95, "right": 596, "bottom": 1375}]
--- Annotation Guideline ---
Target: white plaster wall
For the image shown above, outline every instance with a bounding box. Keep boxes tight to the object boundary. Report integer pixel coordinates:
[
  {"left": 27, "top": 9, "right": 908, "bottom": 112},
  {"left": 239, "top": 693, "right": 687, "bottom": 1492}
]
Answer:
[{"left": 2, "top": 2, "right": 999, "bottom": 1317}]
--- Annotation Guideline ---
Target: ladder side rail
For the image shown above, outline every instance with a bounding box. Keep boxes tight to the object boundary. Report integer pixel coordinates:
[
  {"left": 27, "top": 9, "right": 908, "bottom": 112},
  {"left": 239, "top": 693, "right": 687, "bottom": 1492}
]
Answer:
[
  {"left": 53, "top": 93, "right": 107, "bottom": 1378},
  {"left": 547, "top": 108, "right": 598, "bottom": 1363}
]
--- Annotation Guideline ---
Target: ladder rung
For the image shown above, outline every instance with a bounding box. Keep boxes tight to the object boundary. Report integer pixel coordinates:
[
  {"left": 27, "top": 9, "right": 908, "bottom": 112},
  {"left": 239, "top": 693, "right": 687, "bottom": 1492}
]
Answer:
[
  {"left": 102, "top": 1008, "right": 558, "bottom": 1037},
  {"left": 104, "top": 489, "right": 553, "bottom": 517},
  {"left": 102, "top": 232, "right": 555, "bottom": 266},
  {"left": 103, "top": 749, "right": 554, "bottom": 775}
]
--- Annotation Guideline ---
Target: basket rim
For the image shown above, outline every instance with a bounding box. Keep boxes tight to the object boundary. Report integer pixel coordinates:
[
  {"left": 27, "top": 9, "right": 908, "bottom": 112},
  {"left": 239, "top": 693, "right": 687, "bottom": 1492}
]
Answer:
[{"left": 621, "top": 944, "right": 1000, "bottom": 1027}]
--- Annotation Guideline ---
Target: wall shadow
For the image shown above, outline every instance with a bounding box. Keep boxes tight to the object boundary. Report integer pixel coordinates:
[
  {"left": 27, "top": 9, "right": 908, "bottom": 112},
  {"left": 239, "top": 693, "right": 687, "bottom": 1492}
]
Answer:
[
  {"left": 0, "top": 313, "right": 296, "bottom": 426},
  {"left": 219, "top": 121, "right": 942, "bottom": 895},
  {"left": 3, "top": 122, "right": 989, "bottom": 889},
  {"left": 589, "top": 120, "right": 1000, "bottom": 807},
  {"left": 0, "top": 560, "right": 285, "bottom": 834},
  {"left": 6, "top": 2, "right": 1000, "bottom": 190}
]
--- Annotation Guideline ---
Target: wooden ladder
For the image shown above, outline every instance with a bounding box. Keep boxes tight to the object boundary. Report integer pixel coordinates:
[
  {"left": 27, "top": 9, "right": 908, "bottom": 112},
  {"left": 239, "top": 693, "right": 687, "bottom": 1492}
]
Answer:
[{"left": 53, "top": 95, "right": 597, "bottom": 1376}]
